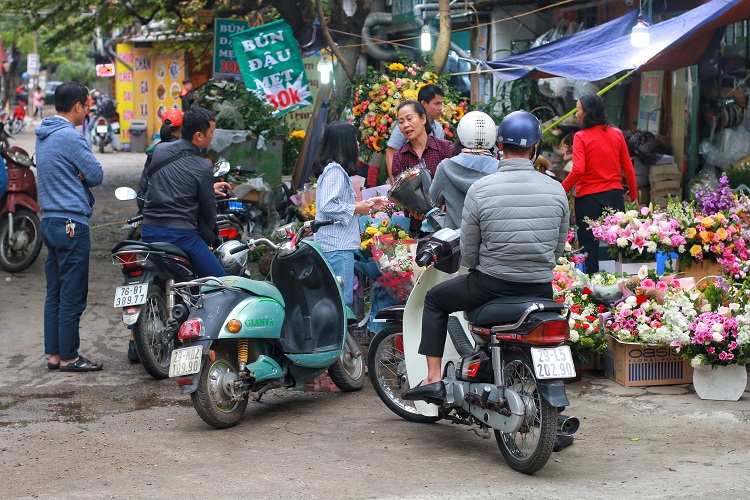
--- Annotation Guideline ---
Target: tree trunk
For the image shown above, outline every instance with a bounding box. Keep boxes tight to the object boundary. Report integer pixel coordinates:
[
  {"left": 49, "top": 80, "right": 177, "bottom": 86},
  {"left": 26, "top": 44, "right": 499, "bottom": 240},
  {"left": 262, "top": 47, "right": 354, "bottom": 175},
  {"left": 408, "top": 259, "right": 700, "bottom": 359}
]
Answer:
[{"left": 433, "top": 0, "right": 451, "bottom": 74}]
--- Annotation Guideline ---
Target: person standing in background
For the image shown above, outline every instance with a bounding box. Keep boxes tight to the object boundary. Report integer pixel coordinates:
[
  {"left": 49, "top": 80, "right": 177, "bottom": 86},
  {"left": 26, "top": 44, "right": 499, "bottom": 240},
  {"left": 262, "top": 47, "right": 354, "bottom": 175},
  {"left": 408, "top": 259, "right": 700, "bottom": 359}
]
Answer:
[
  {"left": 180, "top": 79, "right": 194, "bottom": 111},
  {"left": 35, "top": 81, "right": 104, "bottom": 372},
  {"left": 561, "top": 93, "right": 638, "bottom": 274},
  {"left": 32, "top": 87, "right": 44, "bottom": 120},
  {"left": 385, "top": 84, "right": 445, "bottom": 182}
]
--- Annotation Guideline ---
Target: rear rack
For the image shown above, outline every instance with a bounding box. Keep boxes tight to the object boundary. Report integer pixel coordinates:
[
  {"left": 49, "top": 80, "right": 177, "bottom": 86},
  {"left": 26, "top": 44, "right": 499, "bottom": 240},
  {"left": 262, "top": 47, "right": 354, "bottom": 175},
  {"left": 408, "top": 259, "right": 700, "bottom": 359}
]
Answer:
[{"left": 112, "top": 250, "right": 149, "bottom": 268}]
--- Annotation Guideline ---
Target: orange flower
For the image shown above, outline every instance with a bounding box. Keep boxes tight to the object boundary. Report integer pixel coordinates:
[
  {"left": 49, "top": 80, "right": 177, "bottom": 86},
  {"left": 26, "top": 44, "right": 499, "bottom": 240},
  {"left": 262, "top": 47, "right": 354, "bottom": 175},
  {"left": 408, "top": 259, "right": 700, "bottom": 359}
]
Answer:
[
  {"left": 372, "top": 136, "right": 383, "bottom": 152},
  {"left": 452, "top": 107, "right": 464, "bottom": 120}
]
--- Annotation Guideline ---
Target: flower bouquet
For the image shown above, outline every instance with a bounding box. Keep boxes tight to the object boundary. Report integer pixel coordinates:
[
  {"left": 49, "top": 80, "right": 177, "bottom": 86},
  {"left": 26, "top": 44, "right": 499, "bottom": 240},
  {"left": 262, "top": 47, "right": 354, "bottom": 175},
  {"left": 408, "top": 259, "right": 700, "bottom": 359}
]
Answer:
[
  {"left": 371, "top": 234, "right": 419, "bottom": 301},
  {"left": 562, "top": 228, "right": 586, "bottom": 268},
  {"left": 348, "top": 62, "right": 468, "bottom": 163},
  {"left": 586, "top": 206, "right": 686, "bottom": 263},
  {"left": 561, "top": 287, "right": 607, "bottom": 364},
  {"left": 604, "top": 274, "right": 697, "bottom": 345}
]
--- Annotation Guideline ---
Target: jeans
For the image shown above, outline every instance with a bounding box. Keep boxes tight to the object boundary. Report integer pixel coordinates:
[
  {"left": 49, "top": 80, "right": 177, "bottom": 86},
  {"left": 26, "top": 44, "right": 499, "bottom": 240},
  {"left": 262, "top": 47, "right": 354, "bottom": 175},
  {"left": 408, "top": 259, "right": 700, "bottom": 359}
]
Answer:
[
  {"left": 42, "top": 217, "right": 91, "bottom": 360},
  {"left": 574, "top": 189, "right": 625, "bottom": 274},
  {"left": 324, "top": 250, "right": 354, "bottom": 309},
  {"left": 141, "top": 224, "right": 226, "bottom": 278},
  {"left": 419, "top": 271, "right": 553, "bottom": 358}
]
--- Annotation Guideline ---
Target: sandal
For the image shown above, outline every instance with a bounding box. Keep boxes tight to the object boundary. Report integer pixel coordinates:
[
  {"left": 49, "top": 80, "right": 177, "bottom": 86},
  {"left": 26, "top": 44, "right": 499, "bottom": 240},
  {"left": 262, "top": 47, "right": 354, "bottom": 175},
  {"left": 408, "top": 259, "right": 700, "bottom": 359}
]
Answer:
[
  {"left": 46, "top": 361, "right": 60, "bottom": 370},
  {"left": 59, "top": 356, "right": 103, "bottom": 372}
]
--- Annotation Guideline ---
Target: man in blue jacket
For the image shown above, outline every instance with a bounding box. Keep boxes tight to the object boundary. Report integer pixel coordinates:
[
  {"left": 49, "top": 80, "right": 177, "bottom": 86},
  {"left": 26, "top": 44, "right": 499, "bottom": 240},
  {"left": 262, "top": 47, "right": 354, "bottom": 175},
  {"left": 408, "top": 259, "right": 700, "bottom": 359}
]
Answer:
[{"left": 36, "top": 81, "right": 104, "bottom": 372}]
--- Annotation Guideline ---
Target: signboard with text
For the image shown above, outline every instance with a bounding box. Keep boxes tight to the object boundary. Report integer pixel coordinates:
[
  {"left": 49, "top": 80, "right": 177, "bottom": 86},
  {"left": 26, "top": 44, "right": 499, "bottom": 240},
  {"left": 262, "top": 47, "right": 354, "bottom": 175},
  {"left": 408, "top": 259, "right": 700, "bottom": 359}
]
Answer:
[
  {"left": 115, "top": 44, "right": 135, "bottom": 149},
  {"left": 214, "top": 18, "right": 249, "bottom": 80},
  {"left": 230, "top": 20, "right": 312, "bottom": 116}
]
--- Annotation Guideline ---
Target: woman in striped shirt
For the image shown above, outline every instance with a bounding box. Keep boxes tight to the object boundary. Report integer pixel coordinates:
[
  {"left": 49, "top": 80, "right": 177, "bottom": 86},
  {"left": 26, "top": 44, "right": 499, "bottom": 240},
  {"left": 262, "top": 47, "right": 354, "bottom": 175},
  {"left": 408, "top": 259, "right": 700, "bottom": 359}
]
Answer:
[{"left": 314, "top": 122, "right": 388, "bottom": 307}]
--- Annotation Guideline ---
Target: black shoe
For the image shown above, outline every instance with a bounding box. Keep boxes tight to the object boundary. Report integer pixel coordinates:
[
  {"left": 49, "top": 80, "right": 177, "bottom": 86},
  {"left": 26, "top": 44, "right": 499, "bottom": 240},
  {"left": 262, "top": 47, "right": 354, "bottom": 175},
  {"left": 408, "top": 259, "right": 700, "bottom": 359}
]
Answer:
[
  {"left": 127, "top": 340, "right": 140, "bottom": 364},
  {"left": 401, "top": 381, "right": 445, "bottom": 401},
  {"left": 553, "top": 434, "right": 574, "bottom": 452}
]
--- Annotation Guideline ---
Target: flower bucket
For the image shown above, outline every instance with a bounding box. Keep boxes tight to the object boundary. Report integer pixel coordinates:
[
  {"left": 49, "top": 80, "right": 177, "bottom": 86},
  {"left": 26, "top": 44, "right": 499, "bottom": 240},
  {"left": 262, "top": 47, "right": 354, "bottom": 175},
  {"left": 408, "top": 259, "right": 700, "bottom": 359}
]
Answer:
[{"left": 692, "top": 364, "right": 747, "bottom": 401}]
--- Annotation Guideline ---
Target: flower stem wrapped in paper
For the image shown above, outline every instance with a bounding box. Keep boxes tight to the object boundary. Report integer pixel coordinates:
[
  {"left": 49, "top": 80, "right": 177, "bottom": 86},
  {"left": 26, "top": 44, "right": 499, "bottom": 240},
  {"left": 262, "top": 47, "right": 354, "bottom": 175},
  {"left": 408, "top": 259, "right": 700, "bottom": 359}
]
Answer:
[
  {"left": 371, "top": 234, "right": 422, "bottom": 301},
  {"left": 388, "top": 167, "right": 446, "bottom": 232}
]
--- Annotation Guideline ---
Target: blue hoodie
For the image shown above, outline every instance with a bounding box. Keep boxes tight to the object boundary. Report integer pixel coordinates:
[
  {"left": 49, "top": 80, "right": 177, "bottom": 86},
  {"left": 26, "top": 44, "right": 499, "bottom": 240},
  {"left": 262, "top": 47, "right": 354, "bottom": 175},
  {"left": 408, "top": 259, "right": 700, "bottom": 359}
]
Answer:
[{"left": 35, "top": 116, "right": 103, "bottom": 225}]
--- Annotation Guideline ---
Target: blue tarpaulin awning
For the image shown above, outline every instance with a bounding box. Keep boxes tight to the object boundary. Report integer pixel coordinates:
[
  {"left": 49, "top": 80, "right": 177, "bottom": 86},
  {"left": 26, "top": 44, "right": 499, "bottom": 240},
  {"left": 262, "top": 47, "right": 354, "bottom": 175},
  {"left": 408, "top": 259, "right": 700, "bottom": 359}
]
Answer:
[{"left": 487, "top": 0, "right": 750, "bottom": 81}]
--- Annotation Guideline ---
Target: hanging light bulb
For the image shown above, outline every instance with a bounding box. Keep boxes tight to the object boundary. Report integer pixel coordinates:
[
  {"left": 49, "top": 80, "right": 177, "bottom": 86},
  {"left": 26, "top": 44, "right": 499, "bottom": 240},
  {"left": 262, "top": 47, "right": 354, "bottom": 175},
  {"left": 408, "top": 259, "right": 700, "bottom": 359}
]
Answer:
[
  {"left": 630, "top": 1, "right": 651, "bottom": 48},
  {"left": 317, "top": 54, "right": 333, "bottom": 84},
  {"left": 420, "top": 26, "right": 431, "bottom": 52}
]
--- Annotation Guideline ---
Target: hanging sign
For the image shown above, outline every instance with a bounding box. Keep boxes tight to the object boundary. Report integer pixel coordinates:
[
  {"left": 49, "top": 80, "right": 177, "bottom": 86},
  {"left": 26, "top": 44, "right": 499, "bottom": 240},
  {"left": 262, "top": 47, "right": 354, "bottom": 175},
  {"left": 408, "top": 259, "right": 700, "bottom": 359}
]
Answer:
[
  {"left": 230, "top": 20, "right": 312, "bottom": 116},
  {"left": 214, "top": 18, "right": 249, "bottom": 80}
]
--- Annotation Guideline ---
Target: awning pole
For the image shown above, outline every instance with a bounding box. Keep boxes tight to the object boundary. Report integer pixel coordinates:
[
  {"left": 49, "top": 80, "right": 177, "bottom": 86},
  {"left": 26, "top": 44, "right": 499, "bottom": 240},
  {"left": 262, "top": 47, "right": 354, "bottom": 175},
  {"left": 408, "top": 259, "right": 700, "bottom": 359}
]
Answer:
[{"left": 542, "top": 69, "right": 636, "bottom": 134}]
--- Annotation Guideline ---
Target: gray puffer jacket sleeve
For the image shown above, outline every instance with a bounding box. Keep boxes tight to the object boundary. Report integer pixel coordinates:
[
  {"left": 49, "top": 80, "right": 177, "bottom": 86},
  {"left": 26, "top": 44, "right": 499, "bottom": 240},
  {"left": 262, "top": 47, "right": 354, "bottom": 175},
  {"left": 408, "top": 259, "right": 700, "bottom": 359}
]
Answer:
[{"left": 458, "top": 158, "right": 569, "bottom": 284}]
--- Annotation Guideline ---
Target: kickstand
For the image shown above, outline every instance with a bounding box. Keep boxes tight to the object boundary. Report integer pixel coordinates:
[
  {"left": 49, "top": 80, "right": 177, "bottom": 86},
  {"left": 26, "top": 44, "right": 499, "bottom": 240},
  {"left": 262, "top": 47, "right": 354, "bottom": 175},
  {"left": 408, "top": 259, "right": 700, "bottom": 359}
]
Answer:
[{"left": 251, "top": 383, "right": 273, "bottom": 402}]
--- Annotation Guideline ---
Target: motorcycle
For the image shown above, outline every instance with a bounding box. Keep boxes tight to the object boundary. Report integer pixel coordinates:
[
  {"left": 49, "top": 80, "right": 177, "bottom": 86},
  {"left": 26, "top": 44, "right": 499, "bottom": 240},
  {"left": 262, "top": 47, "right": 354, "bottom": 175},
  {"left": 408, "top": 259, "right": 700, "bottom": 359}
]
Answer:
[
  {"left": 366, "top": 169, "right": 579, "bottom": 474},
  {"left": 110, "top": 186, "right": 252, "bottom": 380},
  {"left": 169, "top": 219, "right": 365, "bottom": 429},
  {"left": 89, "top": 100, "right": 119, "bottom": 153},
  {"left": 0, "top": 146, "right": 43, "bottom": 272},
  {"left": 0, "top": 118, "right": 11, "bottom": 149},
  {"left": 7, "top": 102, "right": 26, "bottom": 136}
]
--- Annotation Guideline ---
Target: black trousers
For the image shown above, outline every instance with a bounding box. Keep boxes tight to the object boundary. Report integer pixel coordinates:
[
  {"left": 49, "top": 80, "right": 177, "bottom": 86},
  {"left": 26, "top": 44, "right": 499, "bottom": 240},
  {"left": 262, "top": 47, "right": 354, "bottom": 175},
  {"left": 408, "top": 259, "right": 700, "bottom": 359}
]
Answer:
[
  {"left": 574, "top": 189, "right": 625, "bottom": 274},
  {"left": 419, "top": 271, "right": 553, "bottom": 358}
]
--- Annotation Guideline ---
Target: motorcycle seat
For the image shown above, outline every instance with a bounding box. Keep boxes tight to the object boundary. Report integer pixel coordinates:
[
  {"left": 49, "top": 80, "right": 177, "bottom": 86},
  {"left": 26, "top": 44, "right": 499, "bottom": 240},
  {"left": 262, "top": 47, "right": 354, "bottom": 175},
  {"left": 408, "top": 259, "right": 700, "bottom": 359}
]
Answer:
[
  {"left": 465, "top": 296, "right": 565, "bottom": 326},
  {"left": 219, "top": 276, "right": 285, "bottom": 306},
  {"left": 111, "top": 240, "right": 189, "bottom": 260}
]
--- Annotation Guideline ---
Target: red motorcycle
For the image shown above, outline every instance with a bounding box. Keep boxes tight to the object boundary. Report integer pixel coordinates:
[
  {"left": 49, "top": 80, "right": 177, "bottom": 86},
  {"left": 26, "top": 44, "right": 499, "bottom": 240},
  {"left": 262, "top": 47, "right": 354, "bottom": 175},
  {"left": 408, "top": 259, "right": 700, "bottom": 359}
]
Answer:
[
  {"left": 0, "top": 146, "right": 42, "bottom": 272},
  {"left": 6, "top": 102, "right": 26, "bottom": 135}
]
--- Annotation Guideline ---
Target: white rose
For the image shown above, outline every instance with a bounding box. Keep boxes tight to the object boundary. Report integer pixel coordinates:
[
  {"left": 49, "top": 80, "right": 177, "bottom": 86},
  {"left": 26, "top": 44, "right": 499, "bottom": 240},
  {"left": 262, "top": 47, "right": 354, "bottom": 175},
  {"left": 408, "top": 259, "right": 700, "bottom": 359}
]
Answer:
[
  {"left": 617, "top": 237, "right": 628, "bottom": 248},
  {"left": 609, "top": 226, "right": 620, "bottom": 235},
  {"left": 646, "top": 241, "right": 657, "bottom": 253},
  {"left": 662, "top": 236, "right": 672, "bottom": 246},
  {"left": 701, "top": 303, "right": 712, "bottom": 312},
  {"left": 638, "top": 265, "right": 649, "bottom": 280},
  {"left": 691, "top": 356, "right": 705, "bottom": 369},
  {"left": 712, "top": 331, "right": 725, "bottom": 342},
  {"left": 626, "top": 296, "right": 637, "bottom": 307},
  {"left": 649, "top": 225, "right": 659, "bottom": 235},
  {"left": 626, "top": 210, "right": 639, "bottom": 218},
  {"left": 569, "top": 331, "right": 580, "bottom": 343},
  {"left": 569, "top": 318, "right": 576, "bottom": 328},
  {"left": 711, "top": 322, "right": 724, "bottom": 334}
]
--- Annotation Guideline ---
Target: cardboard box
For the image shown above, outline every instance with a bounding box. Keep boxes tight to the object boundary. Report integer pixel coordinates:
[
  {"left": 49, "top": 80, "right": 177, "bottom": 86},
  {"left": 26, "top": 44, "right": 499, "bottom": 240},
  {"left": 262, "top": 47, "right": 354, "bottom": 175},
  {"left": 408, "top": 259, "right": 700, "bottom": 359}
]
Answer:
[{"left": 604, "top": 334, "right": 693, "bottom": 387}]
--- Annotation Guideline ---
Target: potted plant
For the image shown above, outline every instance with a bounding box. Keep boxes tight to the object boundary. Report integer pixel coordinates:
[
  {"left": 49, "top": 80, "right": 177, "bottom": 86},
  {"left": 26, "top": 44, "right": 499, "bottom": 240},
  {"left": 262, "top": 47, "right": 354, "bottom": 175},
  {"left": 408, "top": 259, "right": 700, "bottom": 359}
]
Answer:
[{"left": 672, "top": 278, "right": 750, "bottom": 401}]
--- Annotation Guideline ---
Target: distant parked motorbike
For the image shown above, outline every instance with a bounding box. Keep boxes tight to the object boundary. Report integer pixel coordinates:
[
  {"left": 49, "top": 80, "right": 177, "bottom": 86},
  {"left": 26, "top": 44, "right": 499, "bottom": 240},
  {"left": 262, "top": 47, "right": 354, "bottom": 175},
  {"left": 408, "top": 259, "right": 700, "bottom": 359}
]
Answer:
[
  {"left": 170, "top": 219, "right": 364, "bottom": 429},
  {"left": 0, "top": 146, "right": 43, "bottom": 272},
  {"left": 89, "top": 100, "right": 119, "bottom": 153},
  {"left": 0, "top": 118, "right": 11, "bottom": 149},
  {"left": 7, "top": 102, "right": 26, "bottom": 135},
  {"left": 111, "top": 186, "right": 251, "bottom": 380}
]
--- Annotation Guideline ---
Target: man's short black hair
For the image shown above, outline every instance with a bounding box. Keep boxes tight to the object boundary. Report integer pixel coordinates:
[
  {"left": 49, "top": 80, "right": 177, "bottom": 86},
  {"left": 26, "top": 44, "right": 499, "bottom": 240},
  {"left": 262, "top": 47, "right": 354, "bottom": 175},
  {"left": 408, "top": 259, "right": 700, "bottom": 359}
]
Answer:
[
  {"left": 502, "top": 143, "right": 533, "bottom": 157},
  {"left": 418, "top": 84, "right": 444, "bottom": 104},
  {"left": 181, "top": 107, "right": 215, "bottom": 141},
  {"left": 55, "top": 81, "right": 88, "bottom": 113}
]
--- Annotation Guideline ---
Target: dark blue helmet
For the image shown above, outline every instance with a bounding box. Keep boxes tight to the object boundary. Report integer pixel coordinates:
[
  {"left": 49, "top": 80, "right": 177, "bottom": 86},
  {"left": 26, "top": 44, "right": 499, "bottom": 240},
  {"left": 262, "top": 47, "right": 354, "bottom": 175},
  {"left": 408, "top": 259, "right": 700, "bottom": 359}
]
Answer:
[{"left": 496, "top": 110, "right": 542, "bottom": 148}]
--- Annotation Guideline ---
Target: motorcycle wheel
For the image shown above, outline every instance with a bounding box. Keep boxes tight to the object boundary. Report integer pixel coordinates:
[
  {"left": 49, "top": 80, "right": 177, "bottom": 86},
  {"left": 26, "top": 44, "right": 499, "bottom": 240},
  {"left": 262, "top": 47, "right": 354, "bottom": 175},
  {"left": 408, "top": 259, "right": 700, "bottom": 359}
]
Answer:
[
  {"left": 99, "top": 140, "right": 105, "bottom": 154},
  {"left": 328, "top": 331, "right": 365, "bottom": 392},
  {"left": 191, "top": 346, "right": 248, "bottom": 429},
  {"left": 0, "top": 209, "right": 43, "bottom": 272},
  {"left": 9, "top": 118, "right": 23, "bottom": 135},
  {"left": 495, "top": 351, "right": 556, "bottom": 474},
  {"left": 367, "top": 324, "right": 441, "bottom": 424},
  {"left": 132, "top": 283, "right": 173, "bottom": 379}
]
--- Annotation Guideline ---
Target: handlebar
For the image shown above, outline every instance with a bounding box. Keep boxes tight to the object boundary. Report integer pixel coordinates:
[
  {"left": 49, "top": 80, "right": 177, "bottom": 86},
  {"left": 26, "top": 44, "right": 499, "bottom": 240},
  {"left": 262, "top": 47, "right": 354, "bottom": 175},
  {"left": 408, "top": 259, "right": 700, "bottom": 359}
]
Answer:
[
  {"left": 127, "top": 214, "right": 144, "bottom": 224},
  {"left": 229, "top": 238, "right": 278, "bottom": 255}
]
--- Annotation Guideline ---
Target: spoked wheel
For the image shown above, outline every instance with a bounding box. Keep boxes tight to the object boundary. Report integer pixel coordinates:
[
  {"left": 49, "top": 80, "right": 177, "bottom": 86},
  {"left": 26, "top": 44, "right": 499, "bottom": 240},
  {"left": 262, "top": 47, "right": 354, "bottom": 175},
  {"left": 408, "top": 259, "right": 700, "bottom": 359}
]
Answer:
[
  {"left": 368, "top": 323, "right": 440, "bottom": 424},
  {"left": 495, "top": 351, "right": 556, "bottom": 474},
  {"left": 191, "top": 346, "right": 248, "bottom": 429},
  {"left": 0, "top": 209, "right": 43, "bottom": 272},
  {"left": 328, "top": 331, "right": 365, "bottom": 392},
  {"left": 132, "top": 284, "right": 174, "bottom": 379}
]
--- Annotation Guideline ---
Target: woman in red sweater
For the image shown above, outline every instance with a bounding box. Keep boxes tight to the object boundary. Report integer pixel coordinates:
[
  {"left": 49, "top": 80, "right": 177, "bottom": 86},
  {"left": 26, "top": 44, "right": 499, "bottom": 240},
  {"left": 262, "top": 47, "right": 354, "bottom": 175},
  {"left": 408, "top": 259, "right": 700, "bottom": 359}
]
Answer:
[{"left": 562, "top": 93, "right": 638, "bottom": 274}]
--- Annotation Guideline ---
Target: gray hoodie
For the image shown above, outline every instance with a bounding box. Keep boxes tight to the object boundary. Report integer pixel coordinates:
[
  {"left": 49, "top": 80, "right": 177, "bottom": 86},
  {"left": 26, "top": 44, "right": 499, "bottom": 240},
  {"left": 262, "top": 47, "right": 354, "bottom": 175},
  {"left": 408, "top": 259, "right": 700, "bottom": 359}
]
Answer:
[{"left": 429, "top": 153, "right": 499, "bottom": 230}]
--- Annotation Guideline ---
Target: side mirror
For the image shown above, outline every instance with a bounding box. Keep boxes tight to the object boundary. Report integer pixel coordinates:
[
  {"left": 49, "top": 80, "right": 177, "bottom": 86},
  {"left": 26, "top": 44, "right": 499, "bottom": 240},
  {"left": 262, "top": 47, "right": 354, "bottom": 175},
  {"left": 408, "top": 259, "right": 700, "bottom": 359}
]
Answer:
[
  {"left": 115, "top": 187, "right": 138, "bottom": 201},
  {"left": 213, "top": 158, "right": 231, "bottom": 177}
]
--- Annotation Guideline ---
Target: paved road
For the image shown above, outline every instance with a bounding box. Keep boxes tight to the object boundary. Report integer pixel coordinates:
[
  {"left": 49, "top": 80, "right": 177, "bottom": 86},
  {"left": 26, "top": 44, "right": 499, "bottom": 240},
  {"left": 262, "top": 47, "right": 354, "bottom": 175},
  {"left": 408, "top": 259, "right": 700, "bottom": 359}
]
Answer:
[{"left": 1, "top": 121, "right": 750, "bottom": 499}]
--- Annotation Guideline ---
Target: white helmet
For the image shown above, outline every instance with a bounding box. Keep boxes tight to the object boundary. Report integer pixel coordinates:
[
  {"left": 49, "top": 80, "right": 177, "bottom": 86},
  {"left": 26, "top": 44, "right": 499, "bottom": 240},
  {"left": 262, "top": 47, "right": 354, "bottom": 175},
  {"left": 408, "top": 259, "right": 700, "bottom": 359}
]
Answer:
[{"left": 457, "top": 111, "right": 497, "bottom": 149}]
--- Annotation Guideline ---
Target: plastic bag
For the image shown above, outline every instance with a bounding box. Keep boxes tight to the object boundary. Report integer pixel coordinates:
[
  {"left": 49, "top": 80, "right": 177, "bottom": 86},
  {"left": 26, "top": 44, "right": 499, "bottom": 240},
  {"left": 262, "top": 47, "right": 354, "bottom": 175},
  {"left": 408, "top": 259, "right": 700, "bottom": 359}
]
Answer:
[
  {"left": 687, "top": 166, "right": 720, "bottom": 199},
  {"left": 699, "top": 126, "right": 750, "bottom": 169}
]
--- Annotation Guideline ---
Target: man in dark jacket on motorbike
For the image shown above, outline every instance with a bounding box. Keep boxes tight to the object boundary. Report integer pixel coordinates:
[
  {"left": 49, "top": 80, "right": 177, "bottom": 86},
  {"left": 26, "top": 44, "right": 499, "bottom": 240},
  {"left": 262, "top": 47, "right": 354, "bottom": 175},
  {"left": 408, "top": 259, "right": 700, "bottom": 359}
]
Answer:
[
  {"left": 141, "top": 107, "right": 226, "bottom": 277},
  {"left": 402, "top": 110, "right": 569, "bottom": 401}
]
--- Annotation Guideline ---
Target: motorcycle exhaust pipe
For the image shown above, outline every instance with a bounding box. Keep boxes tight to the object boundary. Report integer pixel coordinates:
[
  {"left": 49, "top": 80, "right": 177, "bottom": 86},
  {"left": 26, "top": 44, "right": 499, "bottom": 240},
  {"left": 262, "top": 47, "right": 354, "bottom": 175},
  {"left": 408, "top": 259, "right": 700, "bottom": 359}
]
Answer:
[{"left": 557, "top": 415, "right": 580, "bottom": 436}]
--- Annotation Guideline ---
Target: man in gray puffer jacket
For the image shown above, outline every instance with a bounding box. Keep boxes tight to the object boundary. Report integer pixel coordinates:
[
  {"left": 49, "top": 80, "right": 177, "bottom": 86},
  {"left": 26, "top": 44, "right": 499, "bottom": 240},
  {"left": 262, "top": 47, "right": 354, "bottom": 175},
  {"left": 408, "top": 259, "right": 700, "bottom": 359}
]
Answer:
[{"left": 403, "top": 111, "right": 569, "bottom": 401}]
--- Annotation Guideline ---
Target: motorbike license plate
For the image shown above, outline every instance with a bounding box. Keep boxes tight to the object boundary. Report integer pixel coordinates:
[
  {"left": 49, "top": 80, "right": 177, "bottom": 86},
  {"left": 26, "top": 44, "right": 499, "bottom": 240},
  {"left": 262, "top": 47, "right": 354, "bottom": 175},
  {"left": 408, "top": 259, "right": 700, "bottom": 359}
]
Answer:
[
  {"left": 169, "top": 346, "right": 203, "bottom": 377},
  {"left": 530, "top": 346, "right": 576, "bottom": 379},
  {"left": 113, "top": 284, "right": 148, "bottom": 308},
  {"left": 228, "top": 201, "right": 244, "bottom": 211},
  {"left": 96, "top": 125, "right": 109, "bottom": 134}
]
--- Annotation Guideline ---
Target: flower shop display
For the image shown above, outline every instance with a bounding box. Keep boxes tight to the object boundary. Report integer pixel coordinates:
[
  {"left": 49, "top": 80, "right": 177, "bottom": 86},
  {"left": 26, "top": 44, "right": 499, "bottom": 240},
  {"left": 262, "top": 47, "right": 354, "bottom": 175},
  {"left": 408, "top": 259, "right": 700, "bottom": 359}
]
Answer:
[
  {"left": 586, "top": 206, "right": 686, "bottom": 274},
  {"left": 348, "top": 62, "right": 468, "bottom": 164}
]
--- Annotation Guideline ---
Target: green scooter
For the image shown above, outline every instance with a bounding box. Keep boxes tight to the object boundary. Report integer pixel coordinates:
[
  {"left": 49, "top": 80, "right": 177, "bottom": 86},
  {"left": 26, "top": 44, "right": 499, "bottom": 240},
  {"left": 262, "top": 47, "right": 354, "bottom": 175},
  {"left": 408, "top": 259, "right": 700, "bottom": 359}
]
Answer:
[{"left": 169, "top": 220, "right": 365, "bottom": 429}]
